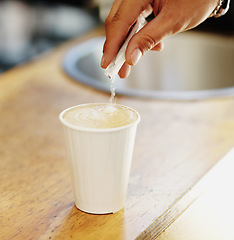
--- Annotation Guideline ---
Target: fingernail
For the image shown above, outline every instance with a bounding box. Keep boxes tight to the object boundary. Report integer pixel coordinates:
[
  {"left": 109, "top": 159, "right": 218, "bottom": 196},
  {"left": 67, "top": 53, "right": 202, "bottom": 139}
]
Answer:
[
  {"left": 101, "top": 55, "right": 105, "bottom": 68},
  {"left": 131, "top": 49, "right": 142, "bottom": 66}
]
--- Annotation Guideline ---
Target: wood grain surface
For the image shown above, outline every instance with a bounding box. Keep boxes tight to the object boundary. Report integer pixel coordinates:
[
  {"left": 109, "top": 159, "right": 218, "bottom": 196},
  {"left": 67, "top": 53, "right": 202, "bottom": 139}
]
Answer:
[
  {"left": 156, "top": 148, "right": 234, "bottom": 240},
  {"left": 1, "top": 27, "right": 234, "bottom": 240}
]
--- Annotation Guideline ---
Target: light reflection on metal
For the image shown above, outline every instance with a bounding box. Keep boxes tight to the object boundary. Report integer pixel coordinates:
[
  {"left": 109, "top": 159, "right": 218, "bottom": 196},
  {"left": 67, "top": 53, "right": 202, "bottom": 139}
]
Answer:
[{"left": 63, "top": 33, "right": 234, "bottom": 100}]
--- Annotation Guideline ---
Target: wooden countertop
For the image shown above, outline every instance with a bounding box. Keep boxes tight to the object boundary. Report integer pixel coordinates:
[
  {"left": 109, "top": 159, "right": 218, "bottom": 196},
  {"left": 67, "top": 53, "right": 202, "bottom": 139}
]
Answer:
[{"left": 1, "top": 27, "right": 234, "bottom": 240}]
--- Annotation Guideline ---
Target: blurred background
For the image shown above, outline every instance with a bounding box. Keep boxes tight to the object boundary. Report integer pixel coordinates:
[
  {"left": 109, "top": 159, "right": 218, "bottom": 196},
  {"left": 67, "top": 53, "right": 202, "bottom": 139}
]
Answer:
[{"left": 0, "top": 0, "right": 233, "bottom": 73}]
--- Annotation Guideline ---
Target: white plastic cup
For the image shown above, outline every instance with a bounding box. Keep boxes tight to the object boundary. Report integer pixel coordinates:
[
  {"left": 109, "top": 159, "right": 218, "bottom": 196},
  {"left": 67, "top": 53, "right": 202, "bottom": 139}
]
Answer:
[{"left": 59, "top": 103, "right": 140, "bottom": 214}]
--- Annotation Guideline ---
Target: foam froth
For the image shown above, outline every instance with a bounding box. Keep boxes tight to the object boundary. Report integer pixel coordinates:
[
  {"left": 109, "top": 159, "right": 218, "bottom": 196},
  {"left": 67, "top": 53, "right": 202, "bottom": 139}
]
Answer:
[{"left": 62, "top": 103, "right": 138, "bottom": 129}]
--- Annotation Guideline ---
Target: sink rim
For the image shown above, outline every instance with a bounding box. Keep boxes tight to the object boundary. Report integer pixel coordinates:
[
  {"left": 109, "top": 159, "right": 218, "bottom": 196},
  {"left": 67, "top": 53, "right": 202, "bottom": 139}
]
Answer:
[{"left": 63, "top": 35, "right": 234, "bottom": 100}]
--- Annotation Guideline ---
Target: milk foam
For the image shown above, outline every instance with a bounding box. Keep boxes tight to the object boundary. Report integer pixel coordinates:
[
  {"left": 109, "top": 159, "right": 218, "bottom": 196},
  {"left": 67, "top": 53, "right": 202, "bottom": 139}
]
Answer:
[{"left": 63, "top": 103, "right": 138, "bottom": 129}]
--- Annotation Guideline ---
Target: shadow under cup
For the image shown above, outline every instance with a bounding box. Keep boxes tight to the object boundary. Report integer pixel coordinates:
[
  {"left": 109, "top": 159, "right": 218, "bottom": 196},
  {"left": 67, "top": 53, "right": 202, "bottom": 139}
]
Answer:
[{"left": 59, "top": 103, "right": 140, "bottom": 214}]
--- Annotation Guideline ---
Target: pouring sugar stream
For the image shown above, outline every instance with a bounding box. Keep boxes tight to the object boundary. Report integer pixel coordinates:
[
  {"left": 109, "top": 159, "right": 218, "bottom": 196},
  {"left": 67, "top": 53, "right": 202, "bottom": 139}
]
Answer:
[{"left": 104, "top": 14, "right": 147, "bottom": 103}]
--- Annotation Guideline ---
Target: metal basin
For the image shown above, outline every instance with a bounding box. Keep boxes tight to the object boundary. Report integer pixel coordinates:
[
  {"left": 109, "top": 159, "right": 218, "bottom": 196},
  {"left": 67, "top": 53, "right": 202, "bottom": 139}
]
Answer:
[{"left": 63, "top": 32, "right": 234, "bottom": 100}]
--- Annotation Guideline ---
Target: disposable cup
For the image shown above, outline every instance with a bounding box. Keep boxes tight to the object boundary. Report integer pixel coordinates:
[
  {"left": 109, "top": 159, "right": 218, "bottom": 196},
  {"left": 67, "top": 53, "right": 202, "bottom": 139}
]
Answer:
[{"left": 59, "top": 103, "right": 140, "bottom": 214}]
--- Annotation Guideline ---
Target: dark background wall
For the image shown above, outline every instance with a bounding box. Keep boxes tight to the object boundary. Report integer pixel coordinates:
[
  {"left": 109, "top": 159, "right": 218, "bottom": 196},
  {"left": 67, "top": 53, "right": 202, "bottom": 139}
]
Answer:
[{"left": 0, "top": 0, "right": 100, "bottom": 72}]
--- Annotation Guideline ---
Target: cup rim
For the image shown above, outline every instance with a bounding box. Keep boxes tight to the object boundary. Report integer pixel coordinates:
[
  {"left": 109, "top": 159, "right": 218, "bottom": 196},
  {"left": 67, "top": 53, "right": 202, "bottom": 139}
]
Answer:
[{"left": 59, "top": 103, "right": 140, "bottom": 132}]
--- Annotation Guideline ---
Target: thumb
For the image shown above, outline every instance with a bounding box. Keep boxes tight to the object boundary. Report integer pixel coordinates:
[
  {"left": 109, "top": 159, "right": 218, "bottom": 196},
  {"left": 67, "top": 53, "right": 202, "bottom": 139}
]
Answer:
[{"left": 125, "top": 11, "right": 177, "bottom": 66}]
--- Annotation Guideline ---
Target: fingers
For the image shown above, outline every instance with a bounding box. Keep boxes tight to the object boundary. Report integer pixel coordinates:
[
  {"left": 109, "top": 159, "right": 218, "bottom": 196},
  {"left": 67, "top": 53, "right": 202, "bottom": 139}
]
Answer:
[
  {"left": 125, "top": 9, "right": 175, "bottom": 65},
  {"left": 117, "top": 41, "right": 163, "bottom": 78},
  {"left": 102, "top": 0, "right": 217, "bottom": 72},
  {"left": 102, "top": 0, "right": 170, "bottom": 69},
  {"left": 118, "top": 62, "right": 131, "bottom": 78},
  {"left": 106, "top": 0, "right": 123, "bottom": 22},
  {"left": 151, "top": 41, "right": 164, "bottom": 51},
  {"left": 101, "top": 0, "right": 151, "bottom": 69}
]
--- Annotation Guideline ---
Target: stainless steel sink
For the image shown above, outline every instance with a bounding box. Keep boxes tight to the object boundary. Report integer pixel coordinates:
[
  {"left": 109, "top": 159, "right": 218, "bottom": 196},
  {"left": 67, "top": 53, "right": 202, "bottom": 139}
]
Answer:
[{"left": 63, "top": 32, "right": 234, "bottom": 100}]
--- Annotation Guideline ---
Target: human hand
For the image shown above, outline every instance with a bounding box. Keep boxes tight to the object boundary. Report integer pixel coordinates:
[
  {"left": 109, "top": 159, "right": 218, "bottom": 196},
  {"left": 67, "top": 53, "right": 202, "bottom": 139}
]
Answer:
[{"left": 101, "top": 0, "right": 218, "bottom": 78}]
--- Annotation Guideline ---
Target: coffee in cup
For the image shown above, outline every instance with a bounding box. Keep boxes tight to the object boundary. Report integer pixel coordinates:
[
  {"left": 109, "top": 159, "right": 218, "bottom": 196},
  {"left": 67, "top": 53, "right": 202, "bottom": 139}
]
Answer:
[
  {"left": 62, "top": 103, "right": 139, "bottom": 129},
  {"left": 59, "top": 103, "right": 140, "bottom": 214}
]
